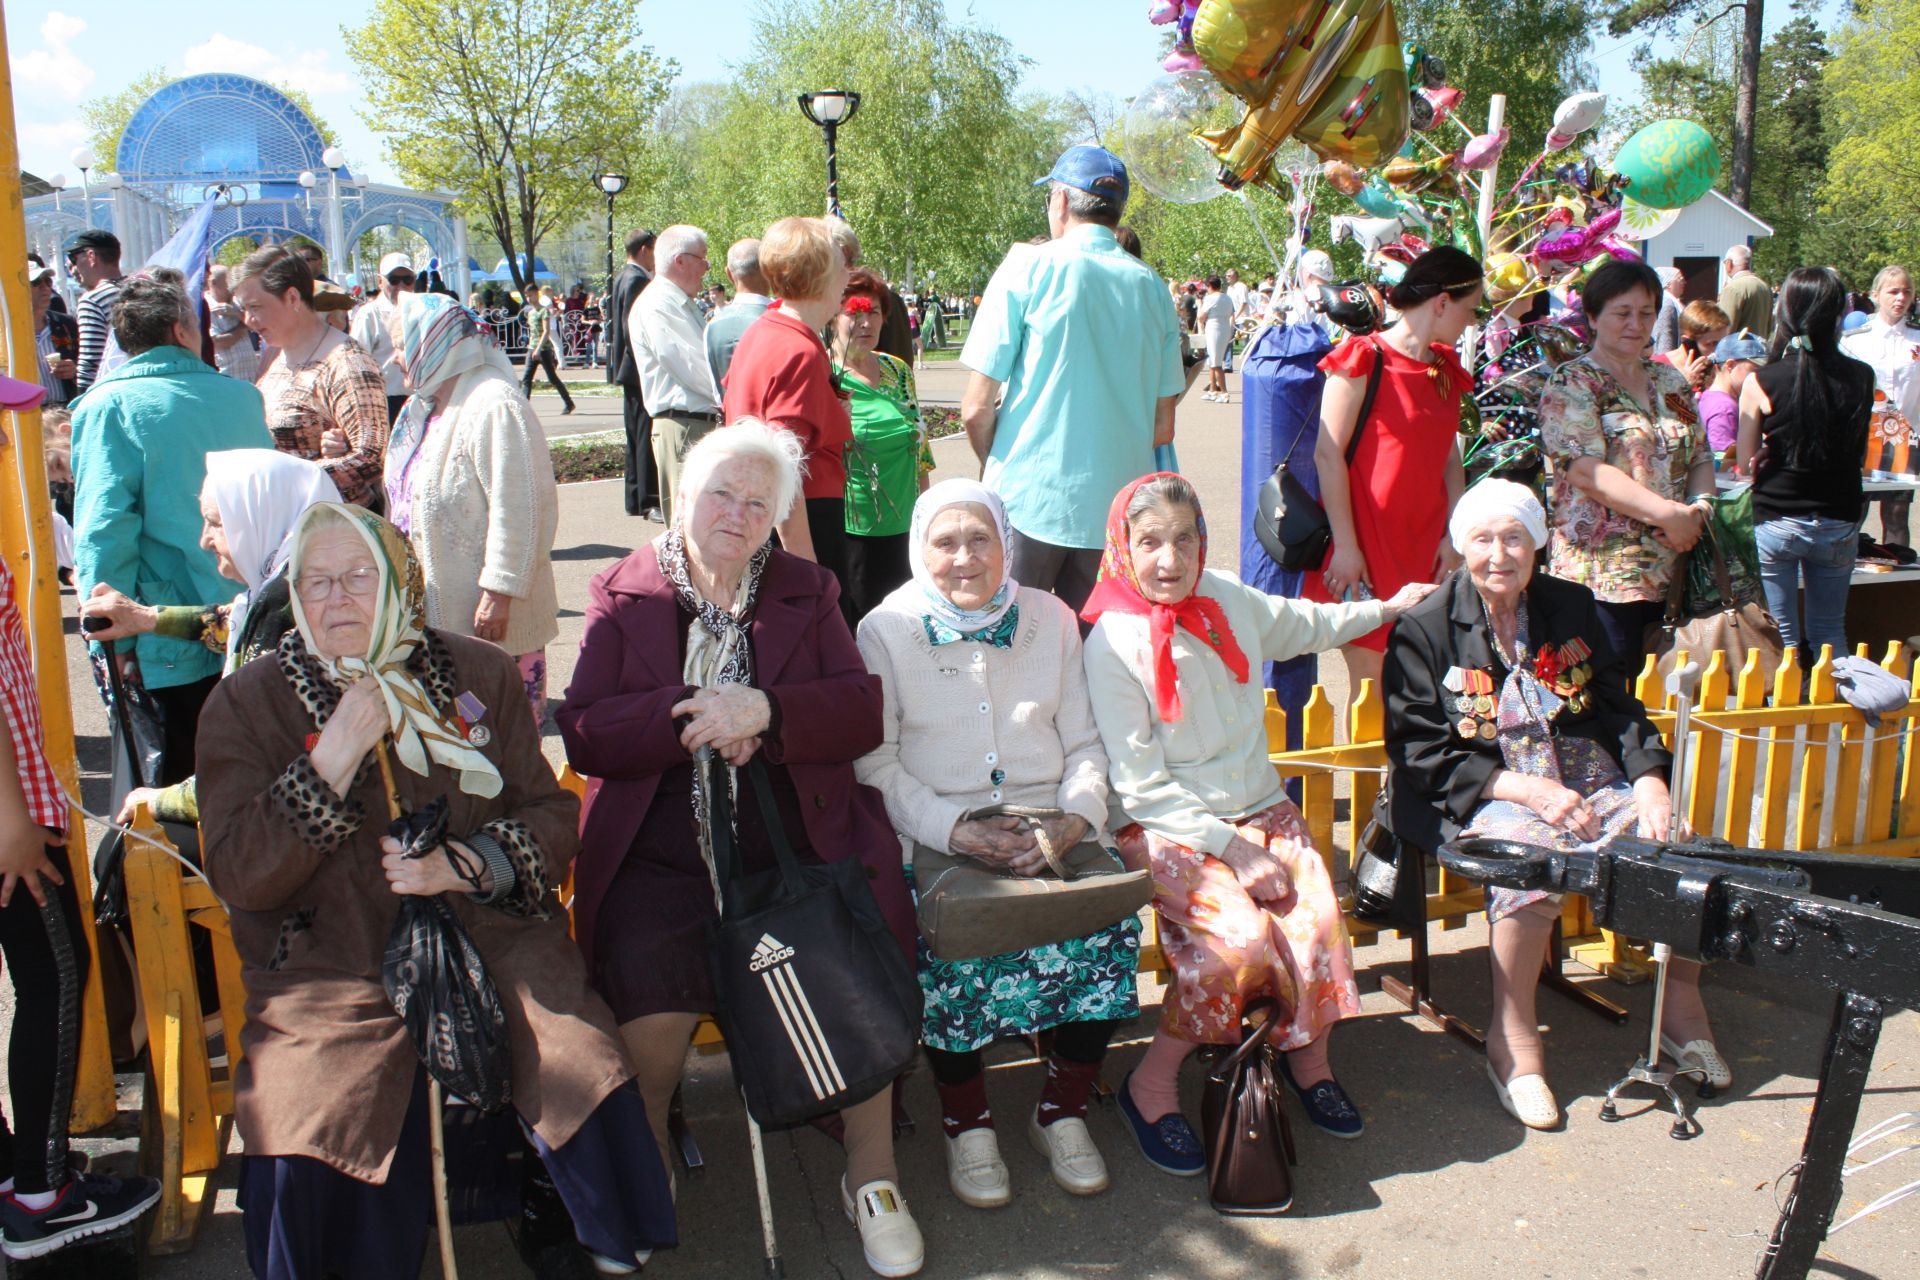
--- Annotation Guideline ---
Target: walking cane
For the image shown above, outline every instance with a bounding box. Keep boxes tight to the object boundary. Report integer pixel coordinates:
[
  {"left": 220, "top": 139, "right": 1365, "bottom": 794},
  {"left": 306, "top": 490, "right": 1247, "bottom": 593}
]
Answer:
[{"left": 375, "top": 742, "right": 461, "bottom": 1280}]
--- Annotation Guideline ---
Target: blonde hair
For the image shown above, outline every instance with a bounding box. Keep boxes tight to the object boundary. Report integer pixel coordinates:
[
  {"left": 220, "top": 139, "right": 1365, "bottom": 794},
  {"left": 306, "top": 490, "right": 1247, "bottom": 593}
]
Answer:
[
  {"left": 760, "top": 217, "right": 839, "bottom": 302},
  {"left": 1870, "top": 265, "right": 1911, "bottom": 298},
  {"left": 1679, "top": 299, "right": 1730, "bottom": 339}
]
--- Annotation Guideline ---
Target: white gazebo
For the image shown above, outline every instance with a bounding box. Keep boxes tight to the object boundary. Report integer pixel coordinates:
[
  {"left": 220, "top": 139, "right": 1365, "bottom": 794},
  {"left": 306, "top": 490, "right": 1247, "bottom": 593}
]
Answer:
[{"left": 1631, "top": 190, "right": 1774, "bottom": 303}]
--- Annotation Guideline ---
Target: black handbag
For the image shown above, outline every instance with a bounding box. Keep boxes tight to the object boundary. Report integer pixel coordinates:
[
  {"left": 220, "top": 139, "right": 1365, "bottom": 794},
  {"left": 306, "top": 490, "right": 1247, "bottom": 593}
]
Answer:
[
  {"left": 705, "top": 758, "right": 923, "bottom": 1128},
  {"left": 1253, "top": 335, "right": 1386, "bottom": 572},
  {"left": 1200, "top": 998, "right": 1297, "bottom": 1216}
]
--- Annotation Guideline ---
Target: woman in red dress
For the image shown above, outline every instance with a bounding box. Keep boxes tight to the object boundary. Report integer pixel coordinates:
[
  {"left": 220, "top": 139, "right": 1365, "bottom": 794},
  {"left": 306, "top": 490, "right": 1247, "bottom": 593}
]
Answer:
[{"left": 1308, "top": 246, "right": 1483, "bottom": 688}]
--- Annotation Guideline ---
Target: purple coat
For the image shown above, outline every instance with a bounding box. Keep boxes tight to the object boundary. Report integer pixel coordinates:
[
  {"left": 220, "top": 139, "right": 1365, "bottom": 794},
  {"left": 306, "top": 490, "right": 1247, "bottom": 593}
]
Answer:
[{"left": 556, "top": 541, "right": 913, "bottom": 975}]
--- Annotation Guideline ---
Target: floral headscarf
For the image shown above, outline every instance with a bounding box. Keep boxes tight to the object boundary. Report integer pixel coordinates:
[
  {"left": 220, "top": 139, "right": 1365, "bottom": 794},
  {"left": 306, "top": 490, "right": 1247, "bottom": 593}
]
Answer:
[
  {"left": 382, "top": 293, "right": 506, "bottom": 529},
  {"left": 288, "top": 502, "right": 502, "bottom": 798},
  {"left": 908, "top": 479, "right": 1019, "bottom": 635},
  {"left": 1080, "top": 473, "right": 1249, "bottom": 722}
]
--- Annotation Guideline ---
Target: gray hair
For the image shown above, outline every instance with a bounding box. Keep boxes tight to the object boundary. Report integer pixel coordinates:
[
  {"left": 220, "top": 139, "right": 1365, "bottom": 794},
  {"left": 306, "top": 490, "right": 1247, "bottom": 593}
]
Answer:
[
  {"left": 656, "top": 225, "right": 709, "bottom": 271},
  {"left": 827, "top": 219, "right": 861, "bottom": 266},
  {"left": 679, "top": 418, "right": 808, "bottom": 526},
  {"left": 726, "top": 238, "right": 767, "bottom": 293},
  {"left": 112, "top": 274, "right": 194, "bottom": 355},
  {"left": 1657, "top": 266, "right": 1684, "bottom": 288},
  {"left": 1125, "top": 474, "right": 1201, "bottom": 526},
  {"left": 1725, "top": 244, "right": 1753, "bottom": 269},
  {"left": 1056, "top": 182, "right": 1123, "bottom": 227}
]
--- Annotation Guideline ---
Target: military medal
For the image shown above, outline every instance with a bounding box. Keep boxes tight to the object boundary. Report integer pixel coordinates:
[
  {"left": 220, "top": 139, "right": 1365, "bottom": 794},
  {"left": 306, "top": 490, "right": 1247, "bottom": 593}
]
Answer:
[
  {"left": 1457, "top": 716, "right": 1479, "bottom": 739},
  {"left": 1478, "top": 720, "right": 1498, "bottom": 740},
  {"left": 1473, "top": 694, "right": 1494, "bottom": 715}
]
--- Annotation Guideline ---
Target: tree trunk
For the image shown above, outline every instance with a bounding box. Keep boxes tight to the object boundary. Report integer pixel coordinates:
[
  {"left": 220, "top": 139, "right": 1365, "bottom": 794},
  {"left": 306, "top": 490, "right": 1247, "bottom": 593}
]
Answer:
[{"left": 1730, "top": 0, "right": 1763, "bottom": 207}]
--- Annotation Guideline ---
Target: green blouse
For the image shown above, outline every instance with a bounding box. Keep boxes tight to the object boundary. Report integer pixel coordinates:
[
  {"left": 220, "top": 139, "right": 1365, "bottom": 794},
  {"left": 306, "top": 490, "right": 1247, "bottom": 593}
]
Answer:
[{"left": 837, "top": 352, "right": 932, "bottom": 538}]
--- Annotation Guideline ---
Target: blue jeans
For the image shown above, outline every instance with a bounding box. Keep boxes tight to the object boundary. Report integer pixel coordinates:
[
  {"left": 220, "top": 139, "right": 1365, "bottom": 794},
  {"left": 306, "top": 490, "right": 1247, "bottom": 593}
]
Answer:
[{"left": 1754, "top": 515, "right": 1858, "bottom": 662}]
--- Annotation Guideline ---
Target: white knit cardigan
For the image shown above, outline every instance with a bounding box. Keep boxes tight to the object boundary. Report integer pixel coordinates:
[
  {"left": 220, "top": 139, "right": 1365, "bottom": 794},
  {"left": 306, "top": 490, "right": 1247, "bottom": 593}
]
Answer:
[
  {"left": 855, "top": 584, "right": 1110, "bottom": 853},
  {"left": 404, "top": 361, "right": 560, "bottom": 657}
]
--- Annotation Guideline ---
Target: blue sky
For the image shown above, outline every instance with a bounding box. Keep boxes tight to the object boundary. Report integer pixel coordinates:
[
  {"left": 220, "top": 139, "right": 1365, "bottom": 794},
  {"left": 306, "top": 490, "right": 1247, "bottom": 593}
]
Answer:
[{"left": 3, "top": 0, "right": 1804, "bottom": 187}]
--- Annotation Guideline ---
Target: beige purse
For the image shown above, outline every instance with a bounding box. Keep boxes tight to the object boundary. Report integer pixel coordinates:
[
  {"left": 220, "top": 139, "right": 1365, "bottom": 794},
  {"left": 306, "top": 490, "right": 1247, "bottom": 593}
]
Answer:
[{"left": 911, "top": 804, "right": 1153, "bottom": 961}]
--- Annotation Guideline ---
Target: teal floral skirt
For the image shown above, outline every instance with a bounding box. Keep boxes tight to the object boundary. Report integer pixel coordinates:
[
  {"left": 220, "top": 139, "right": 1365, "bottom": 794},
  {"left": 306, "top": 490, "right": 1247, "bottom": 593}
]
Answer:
[{"left": 906, "top": 866, "right": 1142, "bottom": 1053}]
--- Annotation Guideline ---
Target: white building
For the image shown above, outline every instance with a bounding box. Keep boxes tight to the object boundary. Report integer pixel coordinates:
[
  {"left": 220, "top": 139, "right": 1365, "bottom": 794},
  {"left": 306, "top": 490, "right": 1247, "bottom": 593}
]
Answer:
[{"left": 1631, "top": 190, "right": 1775, "bottom": 302}]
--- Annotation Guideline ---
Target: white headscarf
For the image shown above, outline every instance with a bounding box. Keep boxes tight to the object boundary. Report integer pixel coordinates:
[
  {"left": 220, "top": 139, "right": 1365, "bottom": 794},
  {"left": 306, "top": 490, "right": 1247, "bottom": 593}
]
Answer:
[
  {"left": 201, "top": 450, "right": 340, "bottom": 665},
  {"left": 1450, "top": 478, "right": 1548, "bottom": 554},
  {"left": 908, "top": 479, "right": 1019, "bottom": 633}
]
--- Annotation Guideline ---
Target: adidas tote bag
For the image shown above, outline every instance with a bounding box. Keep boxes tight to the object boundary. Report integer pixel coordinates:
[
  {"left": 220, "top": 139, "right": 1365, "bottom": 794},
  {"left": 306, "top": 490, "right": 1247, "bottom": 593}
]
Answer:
[{"left": 705, "top": 757, "right": 923, "bottom": 1128}]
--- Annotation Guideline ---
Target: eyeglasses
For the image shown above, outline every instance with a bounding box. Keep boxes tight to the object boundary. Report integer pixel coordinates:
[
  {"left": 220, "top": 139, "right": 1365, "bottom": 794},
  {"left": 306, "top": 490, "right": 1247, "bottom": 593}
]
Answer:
[{"left": 294, "top": 566, "right": 381, "bottom": 602}]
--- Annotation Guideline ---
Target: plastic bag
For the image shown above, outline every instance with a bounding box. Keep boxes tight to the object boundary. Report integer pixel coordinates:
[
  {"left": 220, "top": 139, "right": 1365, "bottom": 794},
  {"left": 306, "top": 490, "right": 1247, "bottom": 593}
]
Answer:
[
  {"left": 1684, "top": 485, "right": 1765, "bottom": 616},
  {"left": 380, "top": 797, "right": 514, "bottom": 1112}
]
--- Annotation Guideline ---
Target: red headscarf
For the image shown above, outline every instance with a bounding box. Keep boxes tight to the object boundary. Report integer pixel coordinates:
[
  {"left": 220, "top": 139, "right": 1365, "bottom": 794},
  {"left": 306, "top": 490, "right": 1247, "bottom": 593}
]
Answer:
[{"left": 1080, "top": 473, "right": 1250, "bottom": 721}]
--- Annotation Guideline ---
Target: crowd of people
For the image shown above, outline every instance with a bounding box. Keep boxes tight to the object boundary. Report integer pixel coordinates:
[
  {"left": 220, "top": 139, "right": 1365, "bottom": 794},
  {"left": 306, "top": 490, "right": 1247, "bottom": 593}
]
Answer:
[{"left": 0, "top": 135, "right": 1915, "bottom": 1278}]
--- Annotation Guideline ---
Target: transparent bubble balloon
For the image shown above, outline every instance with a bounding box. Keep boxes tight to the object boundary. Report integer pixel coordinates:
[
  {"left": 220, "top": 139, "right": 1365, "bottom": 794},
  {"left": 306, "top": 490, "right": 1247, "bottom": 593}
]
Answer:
[{"left": 1122, "top": 71, "right": 1231, "bottom": 205}]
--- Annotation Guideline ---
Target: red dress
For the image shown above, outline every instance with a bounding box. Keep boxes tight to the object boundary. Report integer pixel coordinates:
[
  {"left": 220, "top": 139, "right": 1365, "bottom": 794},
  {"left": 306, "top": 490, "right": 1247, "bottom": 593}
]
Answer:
[{"left": 1303, "top": 334, "right": 1468, "bottom": 651}]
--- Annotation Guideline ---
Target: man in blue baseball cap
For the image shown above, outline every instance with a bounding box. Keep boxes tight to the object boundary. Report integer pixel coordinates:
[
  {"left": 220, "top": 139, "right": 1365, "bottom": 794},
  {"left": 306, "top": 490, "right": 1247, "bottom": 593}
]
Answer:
[{"left": 959, "top": 144, "right": 1183, "bottom": 612}]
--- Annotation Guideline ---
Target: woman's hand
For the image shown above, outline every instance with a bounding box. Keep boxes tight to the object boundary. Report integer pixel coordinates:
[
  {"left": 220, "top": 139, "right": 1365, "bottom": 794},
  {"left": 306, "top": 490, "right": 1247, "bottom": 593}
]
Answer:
[
  {"left": 0, "top": 815, "right": 63, "bottom": 910},
  {"left": 381, "top": 836, "right": 492, "bottom": 897},
  {"left": 319, "top": 427, "right": 351, "bottom": 459},
  {"left": 1633, "top": 774, "right": 1679, "bottom": 842},
  {"left": 116, "top": 786, "right": 164, "bottom": 825},
  {"left": 80, "top": 585, "right": 158, "bottom": 640},
  {"left": 1652, "top": 500, "right": 1706, "bottom": 553},
  {"left": 1677, "top": 348, "right": 1711, "bottom": 390},
  {"left": 1322, "top": 543, "right": 1370, "bottom": 601},
  {"left": 950, "top": 816, "right": 1050, "bottom": 876},
  {"left": 1219, "top": 834, "right": 1291, "bottom": 902},
  {"left": 309, "top": 678, "right": 390, "bottom": 794},
  {"left": 1521, "top": 777, "right": 1601, "bottom": 841},
  {"left": 1380, "top": 582, "right": 1439, "bottom": 620},
  {"left": 1035, "top": 813, "right": 1089, "bottom": 858},
  {"left": 473, "top": 589, "right": 512, "bottom": 643},
  {"left": 672, "top": 686, "right": 773, "bottom": 758}
]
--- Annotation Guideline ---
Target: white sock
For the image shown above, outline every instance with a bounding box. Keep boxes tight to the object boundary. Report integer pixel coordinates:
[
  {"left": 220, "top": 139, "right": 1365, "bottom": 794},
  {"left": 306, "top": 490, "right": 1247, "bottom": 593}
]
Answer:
[{"left": 15, "top": 1189, "right": 58, "bottom": 1210}]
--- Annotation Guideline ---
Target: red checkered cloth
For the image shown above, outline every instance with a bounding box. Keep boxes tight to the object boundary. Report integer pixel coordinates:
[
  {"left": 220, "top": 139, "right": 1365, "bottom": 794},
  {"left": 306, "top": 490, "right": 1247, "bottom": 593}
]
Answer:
[{"left": 0, "top": 560, "right": 66, "bottom": 831}]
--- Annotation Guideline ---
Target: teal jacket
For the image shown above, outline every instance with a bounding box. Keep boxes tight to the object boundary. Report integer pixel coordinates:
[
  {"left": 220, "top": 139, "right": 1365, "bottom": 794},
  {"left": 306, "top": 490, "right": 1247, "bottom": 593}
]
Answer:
[{"left": 71, "top": 346, "right": 272, "bottom": 689}]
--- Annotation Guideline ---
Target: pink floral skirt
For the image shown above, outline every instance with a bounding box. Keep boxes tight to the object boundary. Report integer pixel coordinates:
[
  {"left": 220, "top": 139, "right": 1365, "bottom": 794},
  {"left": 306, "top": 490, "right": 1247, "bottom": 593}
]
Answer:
[{"left": 1115, "top": 799, "right": 1362, "bottom": 1048}]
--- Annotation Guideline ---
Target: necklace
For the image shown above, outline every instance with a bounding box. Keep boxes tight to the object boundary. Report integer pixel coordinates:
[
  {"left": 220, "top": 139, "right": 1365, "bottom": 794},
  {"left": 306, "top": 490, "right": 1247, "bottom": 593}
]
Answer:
[{"left": 287, "top": 320, "right": 331, "bottom": 370}]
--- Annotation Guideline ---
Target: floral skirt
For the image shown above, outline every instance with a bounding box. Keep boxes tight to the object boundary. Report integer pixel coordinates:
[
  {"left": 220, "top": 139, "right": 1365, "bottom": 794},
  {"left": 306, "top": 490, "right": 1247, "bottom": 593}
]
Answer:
[
  {"left": 906, "top": 865, "right": 1141, "bottom": 1054},
  {"left": 514, "top": 649, "right": 548, "bottom": 728},
  {"left": 1114, "top": 800, "right": 1361, "bottom": 1048}
]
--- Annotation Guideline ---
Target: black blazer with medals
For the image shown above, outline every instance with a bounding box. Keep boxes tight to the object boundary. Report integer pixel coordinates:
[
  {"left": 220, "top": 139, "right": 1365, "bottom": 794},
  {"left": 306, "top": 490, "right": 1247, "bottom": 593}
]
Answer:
[{"left": 1381, "top": 568, "right": 1670, "bottom": 853}]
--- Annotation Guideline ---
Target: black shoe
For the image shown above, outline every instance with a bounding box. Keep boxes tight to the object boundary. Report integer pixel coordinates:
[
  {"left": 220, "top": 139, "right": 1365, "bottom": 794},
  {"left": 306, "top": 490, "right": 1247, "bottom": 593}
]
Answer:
[
  {"left": 561, "top": 403, "right": 576, "bottom": 415},
  {"left": 1, "top": 1173, "right": 162, "bottom": 1259}
]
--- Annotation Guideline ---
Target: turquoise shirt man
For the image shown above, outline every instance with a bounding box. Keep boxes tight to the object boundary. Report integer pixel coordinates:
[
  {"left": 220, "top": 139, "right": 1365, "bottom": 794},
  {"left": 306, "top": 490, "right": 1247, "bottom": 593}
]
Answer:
[
  {"left": 961, "top": 147, "right": 1184, "bottom": 605},
  {"left": 72, "top": 343, "right": 271, "bottom": 690}
]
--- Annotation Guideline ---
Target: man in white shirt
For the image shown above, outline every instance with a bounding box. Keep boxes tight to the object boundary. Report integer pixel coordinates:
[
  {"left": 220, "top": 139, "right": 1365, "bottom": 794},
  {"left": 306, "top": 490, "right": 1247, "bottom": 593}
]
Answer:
[
  {"left": 205, "top": 265, "right": 259, "bottom": 385},
  {"left": 1225, "top": 268, "right": 1249, "bottom": 324},
  {"left": 1842, "top": 264, "right": 1920, "bottom": 545},
  {"left": 351, "top": 252, "right": 417, "bottom": 423},
  {"left": 630, "top": 225, "right": 722, "bottom": 524}
]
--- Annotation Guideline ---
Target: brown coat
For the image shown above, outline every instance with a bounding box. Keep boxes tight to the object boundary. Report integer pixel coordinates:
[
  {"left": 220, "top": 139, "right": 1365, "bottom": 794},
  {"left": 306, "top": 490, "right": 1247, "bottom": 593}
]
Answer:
[{"left": 197, "top": 630, "right": 631, "bottom": 1182}]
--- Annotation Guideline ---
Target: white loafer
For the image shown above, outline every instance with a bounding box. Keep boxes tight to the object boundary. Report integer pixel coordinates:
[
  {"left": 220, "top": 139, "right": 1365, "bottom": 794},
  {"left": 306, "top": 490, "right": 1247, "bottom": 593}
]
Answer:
[
  {"left": 841, "top": 1177, "right": 924, "bottom": 1278},
  {"left": 1661, "top": 1035, "right": 1733, "bottom": 1089},
  {"left": 1486, "top": 1061, "right": 1560, "bottom": 1130},
  {"left": 945, "top": 1128, "right": 1011, "bottom": 1208},
  {"left": 1027, "top": 1109, "right": 1110, "bottom": 1195}
]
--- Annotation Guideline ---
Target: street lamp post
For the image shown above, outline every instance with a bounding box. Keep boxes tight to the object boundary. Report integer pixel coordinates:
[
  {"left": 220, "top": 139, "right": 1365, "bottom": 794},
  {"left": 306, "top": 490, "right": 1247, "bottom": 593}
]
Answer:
[
  {"left": 70, "top": 146, "right": 95, "bottom": 228},
  {"left": 321, "top": 146, "right": 347, "bottom": 277},
  {"left": 797, "top": 90, "right": 861, "bottom": 219},
  {"left": 594, "top": 172, "right": 629, "bottom": 292}
]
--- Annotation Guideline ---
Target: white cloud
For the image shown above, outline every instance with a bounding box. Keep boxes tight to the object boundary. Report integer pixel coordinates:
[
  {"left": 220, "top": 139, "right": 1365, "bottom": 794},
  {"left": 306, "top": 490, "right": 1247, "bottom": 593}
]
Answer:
[
  {"left": 19, "top": 118, "right": 89, "bottom": 154},
  {"left": 181, "top": 34, "right": 356, "bottom": 97},
  {"left": 10, "top": 11, "right": 94, "bottom": 99}
]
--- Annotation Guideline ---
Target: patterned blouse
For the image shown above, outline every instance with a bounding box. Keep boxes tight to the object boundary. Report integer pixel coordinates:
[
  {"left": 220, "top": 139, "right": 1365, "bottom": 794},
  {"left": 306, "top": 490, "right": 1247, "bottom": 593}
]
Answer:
[
  {"left": 1540, "top": 354, "right": 1709, "bottom": 604},
  {"left": 258, "top": 332, "right": 391, "bottom": 506}
]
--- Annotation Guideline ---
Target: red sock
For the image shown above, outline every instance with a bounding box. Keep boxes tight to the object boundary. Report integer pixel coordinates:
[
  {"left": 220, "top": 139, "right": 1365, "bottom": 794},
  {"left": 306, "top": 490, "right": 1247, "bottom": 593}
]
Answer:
[
  {"left": 935, "top": 1073, "right": 993, "bottom": 1138},
  {"left": 1037, "top": 1054, "right": 1103, "bottom": 1127}
]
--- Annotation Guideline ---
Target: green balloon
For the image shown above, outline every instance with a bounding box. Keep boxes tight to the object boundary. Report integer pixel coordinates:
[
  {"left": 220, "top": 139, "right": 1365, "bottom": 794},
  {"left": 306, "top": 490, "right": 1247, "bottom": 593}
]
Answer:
[{"left": 1613, "top": 120, "right": 1721, "bottom": 210}]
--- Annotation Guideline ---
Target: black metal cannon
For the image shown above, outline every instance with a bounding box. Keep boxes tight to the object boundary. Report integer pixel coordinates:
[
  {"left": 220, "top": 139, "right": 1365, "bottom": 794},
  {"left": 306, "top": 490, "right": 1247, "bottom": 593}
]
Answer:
[{"left": 1437, "top": 832, "right": 1920, "bottom": 1280}]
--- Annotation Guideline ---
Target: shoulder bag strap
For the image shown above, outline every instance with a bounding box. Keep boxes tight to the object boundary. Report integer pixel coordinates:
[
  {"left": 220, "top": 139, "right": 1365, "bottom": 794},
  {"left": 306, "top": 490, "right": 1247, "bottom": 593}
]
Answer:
[
  {"left": 744, "top": 757, "right": 814, "bottom": 899},
  {"left": 1662, "top": 546, "right": 1693, "bottom": 626}
]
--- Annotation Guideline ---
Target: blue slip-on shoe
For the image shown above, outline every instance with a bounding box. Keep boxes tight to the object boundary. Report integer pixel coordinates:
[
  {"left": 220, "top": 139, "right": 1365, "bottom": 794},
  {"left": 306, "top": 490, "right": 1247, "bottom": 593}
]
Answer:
[
  {"left": 1278, "top": 1057, "right": 1364, "bottom": 1140},
  {"left": 1116, "top": 1070, "right": 1205, "bottom": 1177}
]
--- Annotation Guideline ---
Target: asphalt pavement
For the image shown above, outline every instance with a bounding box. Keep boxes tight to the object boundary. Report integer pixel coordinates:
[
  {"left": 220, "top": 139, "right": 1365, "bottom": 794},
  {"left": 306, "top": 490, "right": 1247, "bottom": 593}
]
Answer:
[{"left": 20, "top": 363, "right": 1918, "bottom": 1279}]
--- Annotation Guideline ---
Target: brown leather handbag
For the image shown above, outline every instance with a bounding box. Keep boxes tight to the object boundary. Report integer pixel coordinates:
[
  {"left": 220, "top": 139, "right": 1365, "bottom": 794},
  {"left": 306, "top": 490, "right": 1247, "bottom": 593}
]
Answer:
[
  {"left": 1200, "top": 998, "right": 1298, "bottom": 1216},
  {"left": 1643, "top": 536, "right": 1785, "bottom": 689},
  {"left": 911, "top": 804, "right": 1152, "bottom": 962}
]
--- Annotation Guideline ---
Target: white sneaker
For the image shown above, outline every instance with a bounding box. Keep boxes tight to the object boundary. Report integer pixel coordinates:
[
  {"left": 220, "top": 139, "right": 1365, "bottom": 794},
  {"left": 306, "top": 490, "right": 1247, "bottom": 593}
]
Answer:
[
  {"left": 1027, "top": 1109, "right": 1110, "bottom": 1195},
  {"left": 841, "top": 1178, "right": 924, "bottom": 1277},
  {"left": 1661, "top": 1035, "right": 1733, "bottom": 1089},
  {"left": 1486, "top": 1061, "right": 1560, "bottom": 1130},
  {"left": 945, "top": 1128, "right": 1011, "bottom": 1208}
]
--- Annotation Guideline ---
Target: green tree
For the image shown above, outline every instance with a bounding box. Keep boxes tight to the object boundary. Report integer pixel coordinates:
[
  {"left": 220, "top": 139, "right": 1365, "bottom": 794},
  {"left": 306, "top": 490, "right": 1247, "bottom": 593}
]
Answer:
[
  {"left": 1399, "top": 0, "right": 1596, "bottom": 159},
  {"left": 1819, "top": 0, "right": 1920, "bottom": 278},
  {"left": 1608, "top": 0, "right": 1764, "bottom": 206},
  {"left": 82, "top": 68, "right": 338, "bottom": 173},
  {"left": 343, "top": 0, "right": 676, "bottom": 295},
  {"left": 633, "top": 0, "right": 1065, "bottom": 292}
]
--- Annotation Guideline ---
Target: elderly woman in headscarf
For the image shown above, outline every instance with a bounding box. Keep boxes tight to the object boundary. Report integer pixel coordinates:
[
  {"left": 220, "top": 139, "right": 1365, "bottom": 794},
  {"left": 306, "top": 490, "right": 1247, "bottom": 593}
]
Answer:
[
  {"left": 382, "top": 292, "right": 560, "bottom": 723},
  {"left": 1082, "top": 473, "right": 1435, "bottom": 1174},
  {"left": 558, "top": 421, "right": 925, "bottom": 1279},
  {"left": 194, "top": 502, "right": 673, "bottom": 1280},
  {"left": 854, "top": 480, "right": 1137, "bottom": 1211},
  {"left": 80, "top": 449, "right": 340, "bottom": 825},
  {"left": 1382, "top": 479, "right": 1720, "bottom": 1131}
]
